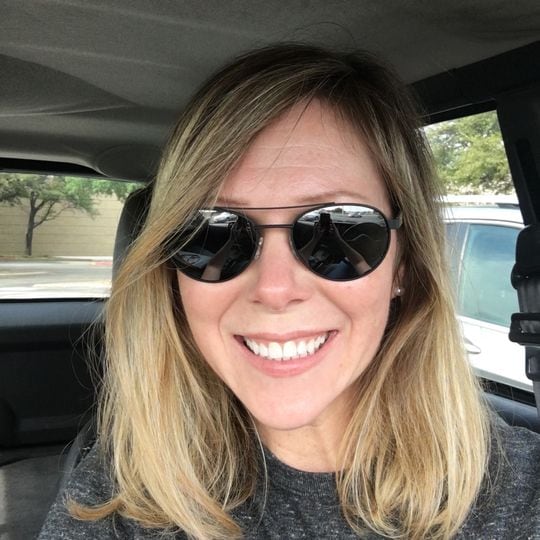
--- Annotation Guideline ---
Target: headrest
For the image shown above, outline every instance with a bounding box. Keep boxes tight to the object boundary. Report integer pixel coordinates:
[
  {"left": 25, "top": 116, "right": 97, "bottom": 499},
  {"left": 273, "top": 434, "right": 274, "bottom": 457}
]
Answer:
[{"left": 113, "top": 185, "right": 153, "bottom": 277}]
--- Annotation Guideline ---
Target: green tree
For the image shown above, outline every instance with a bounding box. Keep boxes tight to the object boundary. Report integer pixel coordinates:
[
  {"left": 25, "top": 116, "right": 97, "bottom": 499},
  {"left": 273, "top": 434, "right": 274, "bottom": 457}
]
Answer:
[
  {"left": 0, "top": 174, "right": 141, "bottom": 255},
  {"left": 425, "top": 111, "right": 512, "bottom": 194}
]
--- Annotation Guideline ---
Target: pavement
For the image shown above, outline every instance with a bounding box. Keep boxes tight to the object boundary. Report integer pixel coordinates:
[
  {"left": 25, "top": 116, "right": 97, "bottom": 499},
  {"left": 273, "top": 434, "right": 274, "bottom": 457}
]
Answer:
[{"left": 0, "top": 257, "right": 112, "bottom": 299}]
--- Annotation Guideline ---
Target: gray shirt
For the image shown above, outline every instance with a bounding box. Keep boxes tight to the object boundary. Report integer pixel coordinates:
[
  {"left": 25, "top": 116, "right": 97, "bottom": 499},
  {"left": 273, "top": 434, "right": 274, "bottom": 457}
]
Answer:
[{"left": 39, "top": 420, "right": 540, "bottom": 539}]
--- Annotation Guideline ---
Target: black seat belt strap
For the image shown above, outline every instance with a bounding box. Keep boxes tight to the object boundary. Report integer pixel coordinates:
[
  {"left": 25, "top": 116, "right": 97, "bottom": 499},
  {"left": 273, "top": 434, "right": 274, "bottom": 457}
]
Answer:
[{"left": 510, "top": 223, "right": 540, "bottom": 412}]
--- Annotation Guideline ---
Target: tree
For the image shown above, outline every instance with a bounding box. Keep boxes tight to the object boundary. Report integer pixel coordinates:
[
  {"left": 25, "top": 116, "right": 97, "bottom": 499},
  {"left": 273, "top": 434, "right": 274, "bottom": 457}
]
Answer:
[
  {"left": 425, "top": 111, "right": 513, "bottom": 194},
  {"left": 0, "top": 174, "right": 140, "bottom": 255}
]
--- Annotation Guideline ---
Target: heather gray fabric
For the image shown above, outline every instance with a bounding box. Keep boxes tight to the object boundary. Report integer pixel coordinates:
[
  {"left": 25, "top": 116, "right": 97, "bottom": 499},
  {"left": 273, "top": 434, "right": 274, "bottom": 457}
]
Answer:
[{"left": 39, "top": 420, "right": 540, "bottom": 539}]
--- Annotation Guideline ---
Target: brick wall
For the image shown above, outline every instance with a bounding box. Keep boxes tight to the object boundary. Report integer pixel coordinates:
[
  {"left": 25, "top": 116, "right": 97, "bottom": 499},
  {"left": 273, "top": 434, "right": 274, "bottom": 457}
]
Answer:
[{"left": 0, "top": 196, "right": 124, "bottom": 257}]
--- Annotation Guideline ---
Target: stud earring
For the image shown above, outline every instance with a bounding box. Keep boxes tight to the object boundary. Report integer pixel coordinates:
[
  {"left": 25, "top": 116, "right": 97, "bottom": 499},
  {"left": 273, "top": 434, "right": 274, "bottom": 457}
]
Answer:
[{"left": 394, "top": 286, "right": 404, "bottom": 297}]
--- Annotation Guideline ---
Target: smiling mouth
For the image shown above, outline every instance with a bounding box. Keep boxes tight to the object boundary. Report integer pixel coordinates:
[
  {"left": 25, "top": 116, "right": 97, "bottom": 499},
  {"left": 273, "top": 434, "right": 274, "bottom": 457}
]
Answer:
[{"left": 241, "top": 332, "right": 331, "bottom": 361}]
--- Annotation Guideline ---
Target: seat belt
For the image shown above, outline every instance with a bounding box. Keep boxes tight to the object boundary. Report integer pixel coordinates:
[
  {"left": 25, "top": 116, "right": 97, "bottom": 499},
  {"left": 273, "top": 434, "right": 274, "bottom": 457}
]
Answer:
[
  {"left": 497, "top": 85, "right": 540, "bottom": 416},
  {"left": 510, "top": 223, "right": 540, "bottom": 413}
]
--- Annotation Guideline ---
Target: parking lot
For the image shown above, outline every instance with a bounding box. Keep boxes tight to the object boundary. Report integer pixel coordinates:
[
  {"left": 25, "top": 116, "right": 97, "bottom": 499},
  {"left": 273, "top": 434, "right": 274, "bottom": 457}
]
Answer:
[{"left": 0, "top": 258, "right": 112, "bottom": 298}]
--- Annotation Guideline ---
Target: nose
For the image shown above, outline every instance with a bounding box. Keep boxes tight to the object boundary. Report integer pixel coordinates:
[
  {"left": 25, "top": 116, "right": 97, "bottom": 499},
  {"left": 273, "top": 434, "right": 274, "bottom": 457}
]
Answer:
[{"left": 247, "top": 228, "right": 312, "bottom": 311}]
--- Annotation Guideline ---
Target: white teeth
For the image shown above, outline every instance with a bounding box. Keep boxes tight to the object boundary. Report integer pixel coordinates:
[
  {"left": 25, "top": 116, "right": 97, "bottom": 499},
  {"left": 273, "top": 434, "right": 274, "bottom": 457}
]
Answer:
[
  {"left": 243, "top": 333, "right": 329, "bottom": 361},
  {"left": 283, "top": 341, "right": 296, "bottom": 359},
  {"left": 245, "top": 339, "right": 259, "bottom": 355},
  {"left": 268, "top": 342, "right": 283, "bottom": 360}
]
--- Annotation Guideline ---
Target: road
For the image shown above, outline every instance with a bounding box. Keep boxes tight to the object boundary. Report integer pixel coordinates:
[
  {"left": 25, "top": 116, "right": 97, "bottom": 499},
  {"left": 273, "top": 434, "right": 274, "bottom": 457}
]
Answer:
[{"left": 0, "top": 258, "right": 113, "bottom": 299}]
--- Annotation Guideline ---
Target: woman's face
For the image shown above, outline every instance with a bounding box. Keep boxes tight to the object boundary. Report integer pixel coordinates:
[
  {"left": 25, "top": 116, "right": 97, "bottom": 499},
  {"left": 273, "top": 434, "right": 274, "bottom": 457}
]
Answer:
[{"left": 178, "top": 100, "right": 399, "bottom": 447}]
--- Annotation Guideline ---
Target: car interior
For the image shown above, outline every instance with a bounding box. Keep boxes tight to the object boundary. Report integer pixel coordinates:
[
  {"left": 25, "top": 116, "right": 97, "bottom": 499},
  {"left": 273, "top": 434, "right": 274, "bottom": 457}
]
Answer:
[{"left": 1, "top": 1, "right": 540, "bottom": 538}]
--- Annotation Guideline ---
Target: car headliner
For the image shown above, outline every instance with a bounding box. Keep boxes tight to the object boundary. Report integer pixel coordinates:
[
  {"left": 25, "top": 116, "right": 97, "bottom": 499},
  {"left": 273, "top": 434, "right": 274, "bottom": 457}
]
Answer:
[{"left": 1, "top": 0, "right": 539, "bottom": 180}]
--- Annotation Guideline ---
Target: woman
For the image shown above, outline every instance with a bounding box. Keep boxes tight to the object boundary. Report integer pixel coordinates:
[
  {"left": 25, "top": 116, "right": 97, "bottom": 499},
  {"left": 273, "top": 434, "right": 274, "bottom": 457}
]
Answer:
[{"left": 40, "top": 44, "right": 540, "bottom": 539}]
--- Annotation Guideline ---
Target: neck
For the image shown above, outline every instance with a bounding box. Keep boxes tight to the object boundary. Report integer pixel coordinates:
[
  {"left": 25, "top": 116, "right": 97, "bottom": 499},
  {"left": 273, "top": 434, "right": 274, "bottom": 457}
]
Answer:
[{"left": 255, "top": 400, "right": 352, "bottom": 473}]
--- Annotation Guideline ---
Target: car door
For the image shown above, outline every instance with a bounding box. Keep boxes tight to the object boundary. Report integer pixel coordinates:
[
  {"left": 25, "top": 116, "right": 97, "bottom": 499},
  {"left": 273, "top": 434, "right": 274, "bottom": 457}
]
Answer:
[
  {"left": 450, "top": 220, "right": 529, "bottom": 390},
  {"left": 0, "top": 173, "right": 143, "bottom": 539}
]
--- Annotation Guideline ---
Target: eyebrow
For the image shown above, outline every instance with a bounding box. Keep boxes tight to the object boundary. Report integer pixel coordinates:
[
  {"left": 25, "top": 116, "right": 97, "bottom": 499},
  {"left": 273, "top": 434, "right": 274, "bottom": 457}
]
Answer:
[
  {"left": 221, "top": 202, "right": 335, "bottom": 210},
  {"left": 216, "top": 190, "right": 370, "bottom": 207}
]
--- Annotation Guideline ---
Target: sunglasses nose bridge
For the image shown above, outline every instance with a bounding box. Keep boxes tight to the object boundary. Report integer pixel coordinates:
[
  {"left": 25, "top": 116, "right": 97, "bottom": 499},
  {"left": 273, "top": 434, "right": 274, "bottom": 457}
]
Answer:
[{"left": 253, "top": 223, "right": 295, "bottom": 261}]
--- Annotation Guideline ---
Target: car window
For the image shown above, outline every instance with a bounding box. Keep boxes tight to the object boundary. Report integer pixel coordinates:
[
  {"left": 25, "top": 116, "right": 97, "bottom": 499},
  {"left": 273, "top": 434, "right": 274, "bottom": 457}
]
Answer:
[
  {"left": 444, "top": 221, "right": 467, "bottom": 284},
  {"left": 0, "top": 173, "right": 142, "bottom": 299},
  {"left": 459, "top": 224, "right": 520, "bottom": 327},
  {"left": 426, "top": 110, "right": 512, "bottom": 194},
  {"left": 425, "top": 111, "right": 530, "bottom": 391}
]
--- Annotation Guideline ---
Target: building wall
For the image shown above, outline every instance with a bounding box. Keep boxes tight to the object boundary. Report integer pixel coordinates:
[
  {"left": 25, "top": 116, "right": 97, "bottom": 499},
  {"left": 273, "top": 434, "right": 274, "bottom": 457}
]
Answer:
[{"left": 0, "top": 196, "right": 124, "bottom": 257}]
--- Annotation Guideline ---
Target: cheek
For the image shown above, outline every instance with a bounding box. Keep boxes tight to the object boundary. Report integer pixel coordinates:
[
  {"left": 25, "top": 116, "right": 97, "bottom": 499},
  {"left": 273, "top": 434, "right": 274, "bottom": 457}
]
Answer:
[
  {"left": 340, "top": 248, "right": 395, "bottom": 304},
  {"left": 332, "top": 258, "right": 395, "bottom": 349},
  {"left": 176, "top": 272, "right": 238, "bottom": 366},
  {"left": 177, "top": 273, "right": 221, "bottom": 341},
  {"left": 338, "top": 278, "right": 392, "bottom": 329}
]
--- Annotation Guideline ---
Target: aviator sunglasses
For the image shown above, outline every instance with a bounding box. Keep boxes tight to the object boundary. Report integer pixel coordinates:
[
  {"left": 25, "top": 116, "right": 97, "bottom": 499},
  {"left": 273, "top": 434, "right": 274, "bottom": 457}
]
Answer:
[{"left": 168, "top": 203, "right": 402, "bottom": 282}]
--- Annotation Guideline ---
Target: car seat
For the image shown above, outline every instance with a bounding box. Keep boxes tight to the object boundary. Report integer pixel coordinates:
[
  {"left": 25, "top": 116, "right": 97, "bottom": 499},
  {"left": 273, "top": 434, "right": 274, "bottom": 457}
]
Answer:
[{"left": 57, "top": 184, "right": 153, "bottom": 492}]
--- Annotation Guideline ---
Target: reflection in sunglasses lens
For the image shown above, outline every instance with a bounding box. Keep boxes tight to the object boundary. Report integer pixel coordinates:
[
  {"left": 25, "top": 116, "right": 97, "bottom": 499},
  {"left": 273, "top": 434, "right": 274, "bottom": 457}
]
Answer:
[
  {"left": 293, "top": 205, "right": 389, "bottom": 280},
  {"left": 172, "top": 212, "right": 256, "bottom": 281},
  {"left": 171, "top": 205, "right": 391, "bottom": 282}
]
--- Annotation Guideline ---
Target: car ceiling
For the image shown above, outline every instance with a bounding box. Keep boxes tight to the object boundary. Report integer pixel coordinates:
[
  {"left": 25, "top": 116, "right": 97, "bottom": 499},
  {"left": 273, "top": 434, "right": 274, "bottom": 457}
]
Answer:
[{"left": 1, "top": 0, "right": 540, "bottom": 180}]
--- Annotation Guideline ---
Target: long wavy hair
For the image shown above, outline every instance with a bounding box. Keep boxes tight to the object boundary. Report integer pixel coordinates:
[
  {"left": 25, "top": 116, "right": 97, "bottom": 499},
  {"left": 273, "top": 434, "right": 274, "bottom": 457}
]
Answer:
[{"left": 71, "top": 44, "right": 492, "bottom": 539}]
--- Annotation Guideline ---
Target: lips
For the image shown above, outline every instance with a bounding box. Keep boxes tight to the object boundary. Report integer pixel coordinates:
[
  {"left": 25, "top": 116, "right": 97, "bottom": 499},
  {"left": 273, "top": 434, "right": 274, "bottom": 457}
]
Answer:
[{"left": 241, "top": 332, "right": 330, "bottom": 361}]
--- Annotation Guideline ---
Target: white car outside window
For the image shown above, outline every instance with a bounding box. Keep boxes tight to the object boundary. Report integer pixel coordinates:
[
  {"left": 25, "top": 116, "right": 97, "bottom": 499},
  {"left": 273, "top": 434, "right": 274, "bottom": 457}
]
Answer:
[{"left": 444, "top": 196, "right": 530, "bottom": 391}]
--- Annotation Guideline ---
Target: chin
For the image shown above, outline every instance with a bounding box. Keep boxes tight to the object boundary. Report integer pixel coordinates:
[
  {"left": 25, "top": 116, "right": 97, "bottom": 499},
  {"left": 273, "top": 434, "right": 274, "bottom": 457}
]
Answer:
[{"left": 246, "top": 395, "right": 334, "bottom": 433}]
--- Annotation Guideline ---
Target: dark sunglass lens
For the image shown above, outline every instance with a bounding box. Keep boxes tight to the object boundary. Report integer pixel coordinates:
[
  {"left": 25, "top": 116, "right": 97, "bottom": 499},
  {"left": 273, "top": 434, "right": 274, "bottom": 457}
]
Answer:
[
  {"left": 169, "top": 211, "right": 257, "bottom": 281},
  {"left": 292, "top": 205, "right": 390, "bottom": 280}
]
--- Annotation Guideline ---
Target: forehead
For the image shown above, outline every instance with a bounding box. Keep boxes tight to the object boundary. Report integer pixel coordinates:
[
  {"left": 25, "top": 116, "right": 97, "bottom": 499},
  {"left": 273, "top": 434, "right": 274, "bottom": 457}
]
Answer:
[{"left": 218, "top": 100, "right": 389, "bottom": 212}]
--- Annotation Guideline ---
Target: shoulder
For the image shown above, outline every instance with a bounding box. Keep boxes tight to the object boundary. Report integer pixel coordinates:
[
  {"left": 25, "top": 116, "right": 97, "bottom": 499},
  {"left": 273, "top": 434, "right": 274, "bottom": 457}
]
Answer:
[
  {"left": 61, "top": 442, "right": 115, "bottom": 505},
  {"left": 492, "top": 417, "right": 540, "bottom": 481},
  {"left": 38, "top": 443, "right": 160, "bottom": 539},
  {"left": 458, "top": 418, "right": 540, "bottom": 539}
]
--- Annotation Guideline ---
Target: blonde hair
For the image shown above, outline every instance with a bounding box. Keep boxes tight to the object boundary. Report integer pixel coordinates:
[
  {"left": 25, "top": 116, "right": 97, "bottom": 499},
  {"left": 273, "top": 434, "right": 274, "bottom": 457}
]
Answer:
[{"left": 71, "top": 44, "right": 491, "bottom": 539}]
